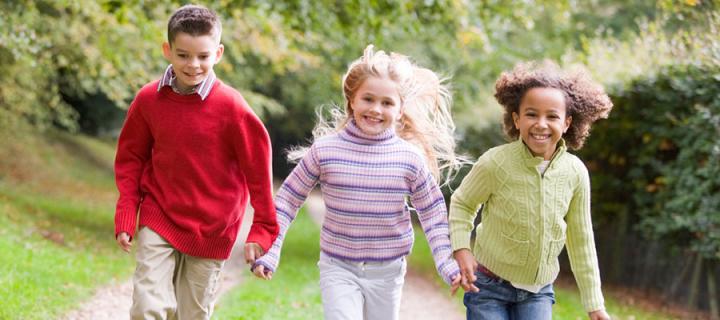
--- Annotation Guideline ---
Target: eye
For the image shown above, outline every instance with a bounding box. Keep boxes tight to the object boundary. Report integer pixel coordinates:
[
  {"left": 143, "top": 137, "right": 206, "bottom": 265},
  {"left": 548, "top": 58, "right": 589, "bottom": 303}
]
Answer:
[
  {"left": 199, "top": 55, "right": 209, "bottom": 60},
  {"left": 382, "top": 100, "right": 395, "bottom": 107},
  {"left": 178, "top": 53, "right": 188, "bottom": 58},
  {"left": 363, "top": 97, "right": 373, "bottom": 102}
]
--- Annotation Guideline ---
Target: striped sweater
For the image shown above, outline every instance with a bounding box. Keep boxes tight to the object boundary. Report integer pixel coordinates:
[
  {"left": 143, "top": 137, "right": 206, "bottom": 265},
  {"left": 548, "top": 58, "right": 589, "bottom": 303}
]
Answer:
[{"left": 255, "top": 120, "right": 460, "bottom": 284}]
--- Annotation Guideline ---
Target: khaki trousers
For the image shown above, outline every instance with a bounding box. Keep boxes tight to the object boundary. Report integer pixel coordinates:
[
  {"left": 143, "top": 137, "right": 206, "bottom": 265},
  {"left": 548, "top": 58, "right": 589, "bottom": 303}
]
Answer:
[{"left": 130, "top": 227, "right": 224, "bottom": 320}]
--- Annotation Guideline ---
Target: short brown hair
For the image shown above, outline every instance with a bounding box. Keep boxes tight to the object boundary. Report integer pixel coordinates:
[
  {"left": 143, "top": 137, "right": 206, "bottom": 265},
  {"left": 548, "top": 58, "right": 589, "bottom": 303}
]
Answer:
[
  {"left": 494, "top": 61, "right": 613, "bottom": 150},
  {"left": 167, "top": 4, "right": 221, "bottom": 45}
]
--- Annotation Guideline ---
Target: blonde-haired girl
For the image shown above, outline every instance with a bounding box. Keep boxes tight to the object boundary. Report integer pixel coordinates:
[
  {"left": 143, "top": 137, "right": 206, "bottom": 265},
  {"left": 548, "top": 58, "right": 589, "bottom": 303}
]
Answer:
[{"left": 250, "top": 45, "right": 463, "bottom": 320}]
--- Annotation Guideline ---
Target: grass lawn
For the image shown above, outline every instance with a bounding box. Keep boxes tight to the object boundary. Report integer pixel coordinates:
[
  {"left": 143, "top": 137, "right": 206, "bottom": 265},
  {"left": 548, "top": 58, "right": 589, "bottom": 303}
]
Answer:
[
  {"left": 214, "top": 208, "right": 323, "bottom": 319},
  {"left": 0, "top": 131, "right": 134, "bottom": 319}
]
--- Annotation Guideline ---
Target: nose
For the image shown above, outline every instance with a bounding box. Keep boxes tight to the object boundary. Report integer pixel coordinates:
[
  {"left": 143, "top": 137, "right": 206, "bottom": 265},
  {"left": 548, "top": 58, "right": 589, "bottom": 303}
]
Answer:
[
  {"left": 536, "top": 117, "right": 548, "bottom": 128},
  {"left": 189, "top": 57, "right": 200, "bottom": 67},
  {"left": 368, "top": 102, "right": 381, "bottom": 113}
]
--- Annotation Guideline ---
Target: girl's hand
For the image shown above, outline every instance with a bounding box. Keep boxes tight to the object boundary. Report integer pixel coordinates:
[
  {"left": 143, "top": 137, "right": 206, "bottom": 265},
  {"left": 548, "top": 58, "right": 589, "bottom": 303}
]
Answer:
[
  {"left": 251, "top": 264, "right": 273, "bottom": 280},
  {"left": 450, "top": 273, "right": 462, "bottom": 296},
  {"left": 588, "top": 309, "right": 610, "bottom": 320},
  {"left": 453, "top": 249, "right": 480, "bottom": 293},
  {"left": 116, "top": 232, "right": 132, "bottom": 253}
]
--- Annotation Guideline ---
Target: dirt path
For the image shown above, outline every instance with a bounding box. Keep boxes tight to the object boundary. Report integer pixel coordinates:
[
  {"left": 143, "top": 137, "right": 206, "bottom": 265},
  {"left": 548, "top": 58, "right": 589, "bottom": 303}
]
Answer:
[
  {"left": 61, "top": 210, "right": 254, "bottom": 320},
  {"left": 304, "top": 191, "right": 464, "bottom": 320}
]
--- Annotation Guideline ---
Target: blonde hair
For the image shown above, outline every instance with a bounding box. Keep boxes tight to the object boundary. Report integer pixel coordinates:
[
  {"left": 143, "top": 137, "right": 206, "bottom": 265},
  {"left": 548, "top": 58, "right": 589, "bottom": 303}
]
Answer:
[{"left": 289, "top": 45, "right": 464, "bottom": 185}]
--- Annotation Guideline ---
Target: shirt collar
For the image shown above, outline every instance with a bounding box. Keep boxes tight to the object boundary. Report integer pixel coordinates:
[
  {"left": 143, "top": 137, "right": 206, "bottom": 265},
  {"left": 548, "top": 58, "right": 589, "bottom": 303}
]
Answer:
[{"left": 156, "top": 65, "right": 216, "bottom": 100}]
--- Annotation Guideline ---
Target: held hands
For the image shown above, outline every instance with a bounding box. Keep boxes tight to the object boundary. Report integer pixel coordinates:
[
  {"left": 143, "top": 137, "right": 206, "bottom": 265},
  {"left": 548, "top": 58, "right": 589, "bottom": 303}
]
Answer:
[
  {"left": 244, "top": 242, "right": 273, "bottom": 280},
  {"left": 589, "top": 309, "right": 611, "bottom": 320},
  {"left": 116, "top": 232, "right": 132, "bottom": 253},
  {"left": 450, "top": 273, "right": 462, "bottom": 296},
  {"left": 453, "top": 248, "right": 480, "bottom": 293}
]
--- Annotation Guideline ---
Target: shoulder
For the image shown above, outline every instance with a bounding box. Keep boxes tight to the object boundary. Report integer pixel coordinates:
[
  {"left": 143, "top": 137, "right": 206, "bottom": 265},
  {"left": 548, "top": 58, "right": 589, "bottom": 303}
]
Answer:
[
  {"left": 133, "top": 80, "right": 162, "bottom": 103},
  {"left": 476, "top": 142, "right": 515, "bottom": 167},
  {"left": 559, "top": 152, "right": 590, "bottom": 181}
]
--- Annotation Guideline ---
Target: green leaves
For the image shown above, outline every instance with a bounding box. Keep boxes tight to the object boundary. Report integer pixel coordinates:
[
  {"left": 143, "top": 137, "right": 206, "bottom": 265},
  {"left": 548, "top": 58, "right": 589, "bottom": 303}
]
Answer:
[{"left": 580, "top": 63, "right": 720, "bottom": 261}]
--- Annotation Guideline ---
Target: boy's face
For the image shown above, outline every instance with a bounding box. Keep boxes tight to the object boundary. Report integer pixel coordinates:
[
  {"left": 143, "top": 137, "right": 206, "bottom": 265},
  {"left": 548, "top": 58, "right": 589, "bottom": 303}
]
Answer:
[
  {"left": 512, "top": 87, "right": 572, "bottom": 160},
  {"left": 162, "top": 32, "right": 223, "bottom": 92}
]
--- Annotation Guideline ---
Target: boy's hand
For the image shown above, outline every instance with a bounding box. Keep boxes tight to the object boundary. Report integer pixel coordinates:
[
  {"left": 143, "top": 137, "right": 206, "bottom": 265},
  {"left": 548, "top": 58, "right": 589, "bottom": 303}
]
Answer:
[
  {"left": 116, "top": 232, "right": 132, "bottom": 253},
  {"left": 450, "top": 273, "right": 462, "bottom": 296},
  {"left": 588, "top": 309, "right": 610, "bottom": 320},
  {"left": 244, "top": 242, "right": 265, "bottom": 265},
  {"left": 453, "top": 249, "right": 480, "bottom": 293},
  {"left": 251, "top": 264, "right": 273, "bottom": 280}
]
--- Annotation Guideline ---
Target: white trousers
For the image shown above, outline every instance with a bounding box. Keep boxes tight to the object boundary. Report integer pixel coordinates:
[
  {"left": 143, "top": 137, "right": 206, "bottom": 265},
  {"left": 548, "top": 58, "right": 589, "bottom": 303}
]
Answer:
[
  {"left": 130, "top": 227, "right": 224, "bottom": 320},
  {"left": 318, "top": 252, "right": 407, "bottom": 320}
]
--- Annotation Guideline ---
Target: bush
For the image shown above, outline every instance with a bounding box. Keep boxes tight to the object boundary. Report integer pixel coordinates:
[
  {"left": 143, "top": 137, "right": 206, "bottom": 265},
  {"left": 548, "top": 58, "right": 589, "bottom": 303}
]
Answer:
[{"left": 580, "top": 63, "right": 720, "bottom": 261}]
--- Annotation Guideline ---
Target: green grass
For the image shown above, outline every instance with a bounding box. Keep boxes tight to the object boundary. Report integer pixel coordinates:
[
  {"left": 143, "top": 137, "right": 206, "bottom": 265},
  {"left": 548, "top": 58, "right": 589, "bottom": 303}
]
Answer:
[
  {"left": 0, "top": 130, "right": 134, "bottom": 319},
  {"left": 214, "top": 209, "right": 323, "bottom": 319},
  {"left": 406, "top": 226, "right": 680, "bottom": 320}
]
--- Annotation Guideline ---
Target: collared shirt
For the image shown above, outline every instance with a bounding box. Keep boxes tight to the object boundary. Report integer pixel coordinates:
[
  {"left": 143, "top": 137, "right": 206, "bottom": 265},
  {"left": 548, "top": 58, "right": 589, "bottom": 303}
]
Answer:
[{"left": 156, "top": 65, "right": 216, "bottom": 100}]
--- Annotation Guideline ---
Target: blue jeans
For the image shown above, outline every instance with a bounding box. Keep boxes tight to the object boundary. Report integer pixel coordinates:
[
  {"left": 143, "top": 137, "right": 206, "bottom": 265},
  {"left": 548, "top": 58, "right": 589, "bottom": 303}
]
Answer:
[{"left": 464, "top": 270, "right": 555, "bottom": 320}]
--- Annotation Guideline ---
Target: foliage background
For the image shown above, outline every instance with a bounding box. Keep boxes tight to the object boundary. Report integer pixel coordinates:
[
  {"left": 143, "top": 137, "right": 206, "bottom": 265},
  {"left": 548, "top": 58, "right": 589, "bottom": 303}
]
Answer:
[{"left": 1, "top": 0, "right": 718, "bottom": 316}]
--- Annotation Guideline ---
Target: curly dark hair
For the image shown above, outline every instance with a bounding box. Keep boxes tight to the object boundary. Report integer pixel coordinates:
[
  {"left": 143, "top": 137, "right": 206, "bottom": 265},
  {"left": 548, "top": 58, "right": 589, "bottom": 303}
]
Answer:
[
  {"left": 494, "top": 60, "right": 613, "bottom": 150},
  {"left": 167, "top": 4, "right": 221, "bottom": 45}
]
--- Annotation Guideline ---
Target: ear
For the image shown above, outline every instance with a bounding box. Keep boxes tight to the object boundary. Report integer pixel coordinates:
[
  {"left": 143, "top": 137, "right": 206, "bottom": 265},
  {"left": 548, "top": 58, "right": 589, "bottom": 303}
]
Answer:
[
  {"left": 563, "top": 115, "right": 572, "bottom": 133},
  {"left": 162, "top": 42, "right": 172, "bottom": 60},
  {"left": 214, "top": 43, "right": 224, "bottom": 63},
  {"left": 512, "top": 112, "right": 520, "bottom": 129}
]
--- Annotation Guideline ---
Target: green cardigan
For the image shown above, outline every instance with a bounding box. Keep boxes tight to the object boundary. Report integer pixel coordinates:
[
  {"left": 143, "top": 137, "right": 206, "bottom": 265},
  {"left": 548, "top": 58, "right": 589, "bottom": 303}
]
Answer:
[{"left": 449, "top": 139, "right": 605, "bottom": 312}]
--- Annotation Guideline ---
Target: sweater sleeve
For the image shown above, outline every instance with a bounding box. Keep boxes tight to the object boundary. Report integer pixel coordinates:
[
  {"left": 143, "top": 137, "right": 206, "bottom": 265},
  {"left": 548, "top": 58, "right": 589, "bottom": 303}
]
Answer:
[
  {"left": 114, "top": 98, "right": 152, "bottom": 239},
  {"left": 565, "top": 163, "right": 605, "bottom": 312},
  {"left": 449, "top": 153, "right": 493, "bottom": 251},
  {"left": 410, "top": 166, "right": 460, "bottom": 285},
  {"left": 233, "top": 109, "right": 278, "bottom": 252},
  {"left": 254, "top": 145, "right": 321, "bottom": 272}
]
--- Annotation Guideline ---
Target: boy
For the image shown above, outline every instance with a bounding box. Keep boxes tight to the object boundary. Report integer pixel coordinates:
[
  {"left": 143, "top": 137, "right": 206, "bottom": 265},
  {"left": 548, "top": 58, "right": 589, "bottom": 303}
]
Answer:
[{"left": 114, "top": 4, "right": 278, "bottom": 319}]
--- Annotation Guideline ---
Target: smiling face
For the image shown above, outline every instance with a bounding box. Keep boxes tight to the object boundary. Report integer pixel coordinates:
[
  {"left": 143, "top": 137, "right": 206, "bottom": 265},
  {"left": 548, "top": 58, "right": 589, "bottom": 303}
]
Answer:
[
  {"left": 162, "top": 32, "right": 223, "bottom": 92},
  {"left": 512, "top": 87, "right": 572, "bottom": 160},
  {"left": 350, "top": 76, "right": 403, "bottom": 135}
]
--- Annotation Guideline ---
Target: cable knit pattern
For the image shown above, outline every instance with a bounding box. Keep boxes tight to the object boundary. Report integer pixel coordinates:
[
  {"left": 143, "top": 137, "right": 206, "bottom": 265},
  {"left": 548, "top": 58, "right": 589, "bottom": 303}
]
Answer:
[
  {"left": 449, "top": 139, "right": 605, "bottom": 312},
  {"left": 256, "top": 120, "right": 460, "bottom": 284}
]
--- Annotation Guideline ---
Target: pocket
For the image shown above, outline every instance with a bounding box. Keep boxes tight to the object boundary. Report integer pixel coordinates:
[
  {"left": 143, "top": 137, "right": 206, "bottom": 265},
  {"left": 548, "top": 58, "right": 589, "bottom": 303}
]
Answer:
[
  {"left": 493, "top": 233, "right": 530, "bottom": 266},
  {"left": 473, "top": 270, "right": 496, "bottom": 286}
]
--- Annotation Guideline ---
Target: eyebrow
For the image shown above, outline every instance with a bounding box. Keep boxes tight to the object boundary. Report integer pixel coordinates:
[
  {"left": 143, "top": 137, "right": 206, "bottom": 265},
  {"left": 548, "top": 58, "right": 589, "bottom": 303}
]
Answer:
[{"left": 175, "top": 49, "right": 211, "bottom": 55}]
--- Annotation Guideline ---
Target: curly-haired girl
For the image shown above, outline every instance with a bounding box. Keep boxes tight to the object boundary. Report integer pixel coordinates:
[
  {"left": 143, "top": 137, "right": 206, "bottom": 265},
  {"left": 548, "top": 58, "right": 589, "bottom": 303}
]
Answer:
[
  {"left": 449, "top": 61, "right": 612, "bottom": 320},
  {"left": 250, "top": 45, "right": 464, "bottom": 320}
]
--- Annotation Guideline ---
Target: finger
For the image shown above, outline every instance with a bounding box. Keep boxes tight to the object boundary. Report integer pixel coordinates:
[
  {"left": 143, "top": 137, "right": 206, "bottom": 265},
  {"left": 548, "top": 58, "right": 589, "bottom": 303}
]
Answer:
[
  {"left": 253, "top": 265, "right": 266, "bottom": 278},
  {"left": 469, "top": 283, "right": 480, "bottom": 293},
  {"left": 244, "top": 245, "right": 256, "bottom": 264},
  {"left": 450, "top": 284, "right": 459, "bottom": 296},
  {"left": 265, "top": 271, "right": 273, "bottom": 280},
  {"left": 253, "top": 246, "right": 265, "bottom": 259}
]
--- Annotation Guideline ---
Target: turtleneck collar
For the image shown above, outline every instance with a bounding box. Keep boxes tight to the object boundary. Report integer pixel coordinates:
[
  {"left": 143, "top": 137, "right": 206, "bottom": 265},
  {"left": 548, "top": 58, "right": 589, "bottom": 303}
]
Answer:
[{"left": 339, "top": 120, "right": 397, "bottom": 145}]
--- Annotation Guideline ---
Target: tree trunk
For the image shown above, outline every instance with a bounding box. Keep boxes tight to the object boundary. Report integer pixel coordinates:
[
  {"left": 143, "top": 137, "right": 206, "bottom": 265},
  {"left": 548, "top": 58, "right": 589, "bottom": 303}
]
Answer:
[
  {"left": 688, "top": 254, "right": 703, "bottom": 309},
  {"left": 708, "top": 260, "right": 719, "bottom": 320}
]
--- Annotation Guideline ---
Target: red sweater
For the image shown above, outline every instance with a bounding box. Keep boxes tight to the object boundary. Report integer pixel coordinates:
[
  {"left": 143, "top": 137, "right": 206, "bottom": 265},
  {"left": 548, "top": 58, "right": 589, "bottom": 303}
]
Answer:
[{"left": 114, "top": 80, "right": 278, "bottom": 259}]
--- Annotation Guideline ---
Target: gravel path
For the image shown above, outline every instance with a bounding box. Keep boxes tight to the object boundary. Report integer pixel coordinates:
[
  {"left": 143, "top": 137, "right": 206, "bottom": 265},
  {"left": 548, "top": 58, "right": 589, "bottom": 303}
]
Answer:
[{"left": 304, "top": 191, "right": 464, "bottom": 320}]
